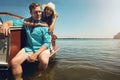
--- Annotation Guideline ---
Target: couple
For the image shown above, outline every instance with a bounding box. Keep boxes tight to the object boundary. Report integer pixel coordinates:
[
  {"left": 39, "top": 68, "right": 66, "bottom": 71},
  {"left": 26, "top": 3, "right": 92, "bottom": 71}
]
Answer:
[{"left": 0, "top": 2, "right": 57, "bottom": 80}]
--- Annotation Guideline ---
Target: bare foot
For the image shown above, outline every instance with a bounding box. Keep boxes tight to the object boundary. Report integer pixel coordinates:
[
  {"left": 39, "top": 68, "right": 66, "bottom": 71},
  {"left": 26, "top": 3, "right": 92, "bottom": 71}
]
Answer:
[{"left": 38, "top": 72, "right": 42, "bottom": 77}]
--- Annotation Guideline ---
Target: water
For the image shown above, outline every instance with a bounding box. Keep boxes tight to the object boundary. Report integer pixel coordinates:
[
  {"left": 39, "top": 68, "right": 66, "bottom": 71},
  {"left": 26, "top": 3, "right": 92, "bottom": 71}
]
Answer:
[
  {"left": 3, "top": 38, "right": 120, "bottom": 80},
  {"left": 51, "top": 39, "right": 120, "bottom": 80}
]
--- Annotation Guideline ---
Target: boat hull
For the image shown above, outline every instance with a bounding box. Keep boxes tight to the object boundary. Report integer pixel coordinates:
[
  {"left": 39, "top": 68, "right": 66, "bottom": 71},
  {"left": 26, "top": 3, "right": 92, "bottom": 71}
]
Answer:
[
  {"left": 8, "top": 27, "right": 26, "bottom": 65},
  {"left": 0, "top": 27, "right": 58, "bottom": 68}
]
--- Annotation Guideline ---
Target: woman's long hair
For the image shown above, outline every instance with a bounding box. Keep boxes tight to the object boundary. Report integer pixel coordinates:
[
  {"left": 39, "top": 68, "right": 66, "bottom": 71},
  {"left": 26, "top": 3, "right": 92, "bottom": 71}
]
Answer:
[{"left": 41, "top": 7, "right": 54, "bottom": 26}]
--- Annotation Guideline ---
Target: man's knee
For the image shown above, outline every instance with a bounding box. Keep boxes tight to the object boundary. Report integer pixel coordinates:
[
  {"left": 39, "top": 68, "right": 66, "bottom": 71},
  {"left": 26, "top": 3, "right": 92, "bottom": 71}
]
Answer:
[
  {"left": 43, "top": 59, "right": 49, "bottom": 65},
  {"left": 11, "top": 58, "right": 20, "bottom": 67},
  {"left": 40, "top": 58, "right": 49, "bottom": 68},
  {"left": 40, "top": 61, "right": 48, "bottom": 70}
]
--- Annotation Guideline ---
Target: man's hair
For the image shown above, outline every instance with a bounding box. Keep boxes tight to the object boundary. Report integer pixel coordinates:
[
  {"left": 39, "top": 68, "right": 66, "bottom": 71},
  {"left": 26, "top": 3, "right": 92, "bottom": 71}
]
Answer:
[{"left": 29, "top": 3, "right": 41, "bottom": 13}]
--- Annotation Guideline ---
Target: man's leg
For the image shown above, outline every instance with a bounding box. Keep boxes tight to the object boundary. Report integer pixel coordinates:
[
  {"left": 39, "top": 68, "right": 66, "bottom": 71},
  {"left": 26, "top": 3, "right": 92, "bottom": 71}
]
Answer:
[
  {"left": 11, "top": 48, "right": 28, "bottom": 80},
  {"left": 38, "top": 49, "right": 50, "bottom": 71}
]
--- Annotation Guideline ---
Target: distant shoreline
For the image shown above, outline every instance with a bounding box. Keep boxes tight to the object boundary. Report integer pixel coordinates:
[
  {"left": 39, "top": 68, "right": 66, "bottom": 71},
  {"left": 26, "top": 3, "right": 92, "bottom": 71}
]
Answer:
[{"left": 57, "top": 38, "right": 115, "bottom": 40}]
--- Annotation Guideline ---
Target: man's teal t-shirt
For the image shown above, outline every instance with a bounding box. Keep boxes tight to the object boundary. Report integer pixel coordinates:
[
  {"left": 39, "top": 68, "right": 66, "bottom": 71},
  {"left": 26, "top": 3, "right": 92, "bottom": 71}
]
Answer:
[{"left": 11, "top": 19, "right": 51, "bottom": 52}]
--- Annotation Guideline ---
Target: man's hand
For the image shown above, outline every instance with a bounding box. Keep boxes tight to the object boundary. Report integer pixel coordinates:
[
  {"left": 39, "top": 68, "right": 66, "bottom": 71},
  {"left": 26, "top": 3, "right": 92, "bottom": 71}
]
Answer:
[
  {"left": 0, "top": 26, "right": 10, "bottom": 36},
  {"left": 28, "top": 53, "right": 38, "bottom": 62},
  {"left": 0, "top": 21, "right": 12, "bottom": 36}
]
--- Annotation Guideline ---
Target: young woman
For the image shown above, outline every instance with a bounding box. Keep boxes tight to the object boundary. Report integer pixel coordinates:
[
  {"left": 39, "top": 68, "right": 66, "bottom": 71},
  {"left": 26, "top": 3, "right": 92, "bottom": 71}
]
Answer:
[{"left": 41, "top": 2, "right": 58, "bottom": 32}]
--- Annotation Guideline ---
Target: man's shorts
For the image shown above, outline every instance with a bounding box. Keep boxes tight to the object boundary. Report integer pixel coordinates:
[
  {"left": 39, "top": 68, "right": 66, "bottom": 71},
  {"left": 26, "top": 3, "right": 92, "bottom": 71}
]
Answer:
[{"left": 18, "top": 48, "right": 50, "bottom": 61}]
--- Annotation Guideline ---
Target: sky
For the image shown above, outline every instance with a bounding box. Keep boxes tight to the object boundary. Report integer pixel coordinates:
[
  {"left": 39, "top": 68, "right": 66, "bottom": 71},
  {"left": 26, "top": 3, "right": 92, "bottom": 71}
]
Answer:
[{"left": 0, "top": 0, "right": 120, "bottom": 38}]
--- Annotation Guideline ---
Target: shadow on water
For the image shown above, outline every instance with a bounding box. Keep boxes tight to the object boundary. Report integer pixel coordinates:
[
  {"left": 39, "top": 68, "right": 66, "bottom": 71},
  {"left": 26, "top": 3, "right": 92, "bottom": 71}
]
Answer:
[{"left": 0, "top": 70, "right": 8, "bottom": 80}]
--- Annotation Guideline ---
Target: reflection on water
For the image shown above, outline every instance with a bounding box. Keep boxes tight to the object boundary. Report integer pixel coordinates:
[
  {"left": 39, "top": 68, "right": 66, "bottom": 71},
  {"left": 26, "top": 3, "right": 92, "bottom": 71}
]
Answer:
[{"left": 3, "top": 39, "right": 120, "bottom": 80}]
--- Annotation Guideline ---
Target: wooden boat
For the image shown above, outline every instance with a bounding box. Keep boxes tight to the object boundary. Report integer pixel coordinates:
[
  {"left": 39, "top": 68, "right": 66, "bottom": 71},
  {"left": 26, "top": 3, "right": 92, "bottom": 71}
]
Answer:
[{"left": 0, "top": 12, "right": 58, "bottom": 71}]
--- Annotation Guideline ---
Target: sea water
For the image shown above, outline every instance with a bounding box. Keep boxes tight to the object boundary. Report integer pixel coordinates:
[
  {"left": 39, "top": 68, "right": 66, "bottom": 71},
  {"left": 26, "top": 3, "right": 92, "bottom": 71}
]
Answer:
[{"left": 6, "top": 38, "right": 120, "bottom": 80}]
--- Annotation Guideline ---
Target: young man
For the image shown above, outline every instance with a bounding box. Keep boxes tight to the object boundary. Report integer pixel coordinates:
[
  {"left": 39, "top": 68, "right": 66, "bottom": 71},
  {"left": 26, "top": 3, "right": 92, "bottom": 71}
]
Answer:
[{"left": 0, "top": 3, "right": 51, "bottom": 80}]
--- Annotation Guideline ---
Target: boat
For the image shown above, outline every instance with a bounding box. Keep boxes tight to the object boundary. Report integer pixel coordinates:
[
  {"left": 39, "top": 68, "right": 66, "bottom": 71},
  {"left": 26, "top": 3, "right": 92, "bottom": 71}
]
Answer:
[{"left": 0, "top": 12, "right": 58, "bottom": 72}]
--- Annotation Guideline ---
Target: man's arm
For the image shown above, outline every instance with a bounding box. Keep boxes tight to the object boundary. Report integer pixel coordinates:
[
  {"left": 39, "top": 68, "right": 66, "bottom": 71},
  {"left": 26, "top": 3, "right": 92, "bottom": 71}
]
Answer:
[
  {"left": 29, "top": 28, "right": 51, "bottom": 62},
  {"left": 33, "top": 45, "right": 48, "bottom": 57},
  {"left": 29, "top": 45, "right": 48, "bottom": 62},
  {"left": 35, "top": 28, "right": 51, "bottom": 55},
  {"left": 0, "top": 21, "right": 13, "bottom": 36},
  {"left": 0, "top": 19, "right": 24, "bottom": 36}
]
